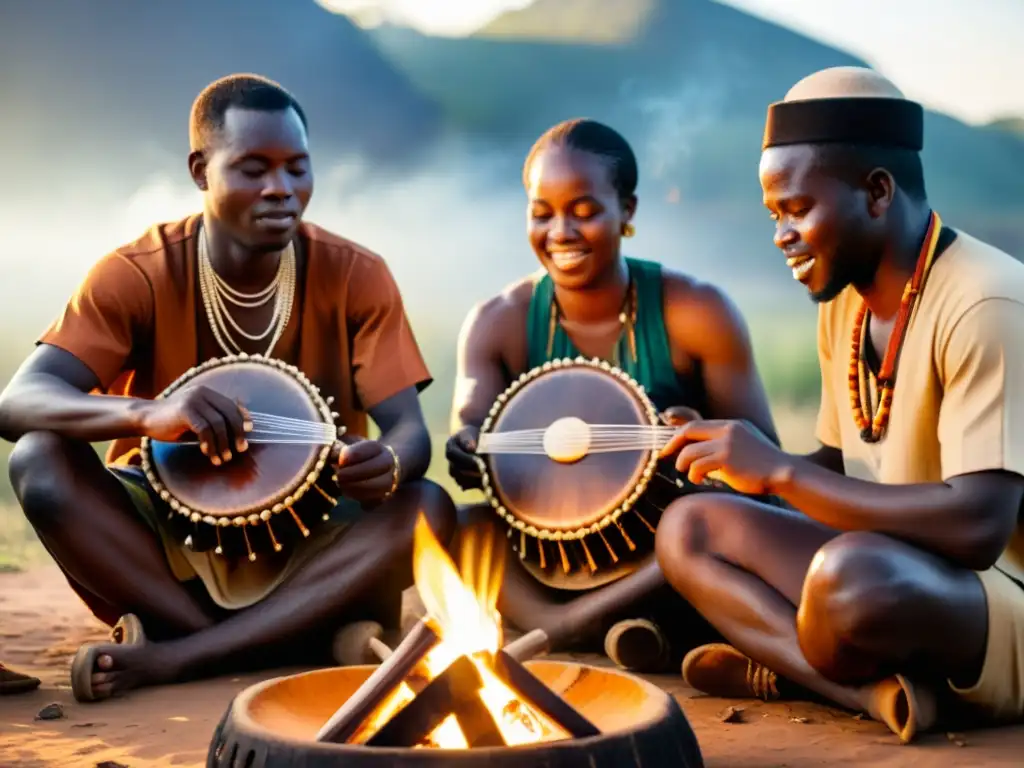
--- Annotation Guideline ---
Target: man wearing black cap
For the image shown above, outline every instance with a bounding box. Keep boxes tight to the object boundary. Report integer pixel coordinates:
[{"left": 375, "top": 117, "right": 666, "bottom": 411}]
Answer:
[{"left": 653, "top": 66, "right": 1024, "bottom": 742}]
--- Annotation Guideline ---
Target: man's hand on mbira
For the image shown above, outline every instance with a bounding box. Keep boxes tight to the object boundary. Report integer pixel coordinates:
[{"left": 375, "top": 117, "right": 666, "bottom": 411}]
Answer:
[
  {"left": 138, "top": 384, "right": 252, "bottom": 466},
  {"left": 331, "top": 438, "right": 398, "bottom": 503}
]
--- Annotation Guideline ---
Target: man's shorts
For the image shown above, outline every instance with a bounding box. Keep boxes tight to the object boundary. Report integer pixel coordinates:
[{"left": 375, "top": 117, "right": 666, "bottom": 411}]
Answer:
[
  {"left": 949, "top": 566, "right": 1024, "bottom": 723},
  {"left": 106, "top": 463, "right": 363, "bottom": 612}
]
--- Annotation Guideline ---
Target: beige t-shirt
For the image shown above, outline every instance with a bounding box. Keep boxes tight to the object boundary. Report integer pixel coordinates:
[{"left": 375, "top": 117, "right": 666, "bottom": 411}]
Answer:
[{"left": 816, "top": 230, "right": 1024, "bottom": 582}]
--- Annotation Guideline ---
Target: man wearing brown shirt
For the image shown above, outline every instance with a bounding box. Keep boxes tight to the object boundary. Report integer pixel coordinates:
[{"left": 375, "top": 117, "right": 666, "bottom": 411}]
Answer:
[
  {"left": 654, "top": 67, "right": 1024, "bottom": 742},
  {"left": 0, "top": 74, "right": 455, "bottom": 702}
]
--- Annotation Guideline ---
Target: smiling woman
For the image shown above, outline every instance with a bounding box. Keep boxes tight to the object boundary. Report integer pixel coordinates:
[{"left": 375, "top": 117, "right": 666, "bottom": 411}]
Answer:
[
  {"left": 315, "top": 0, "right": 534, "bottom": 36},
  {"left": 443, "top": 117, "right": 779, "bottom": 676}
]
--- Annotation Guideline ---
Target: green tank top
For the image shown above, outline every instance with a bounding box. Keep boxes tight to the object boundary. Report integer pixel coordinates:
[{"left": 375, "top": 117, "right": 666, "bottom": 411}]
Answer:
[{"left": 525, "top": 257, "right": 702, "bottom": 413}]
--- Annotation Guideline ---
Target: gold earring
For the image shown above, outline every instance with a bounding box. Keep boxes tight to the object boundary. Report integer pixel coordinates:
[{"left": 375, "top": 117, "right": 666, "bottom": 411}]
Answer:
[{"left": 622, "top": 223, "right": 636, "bottom": 238}]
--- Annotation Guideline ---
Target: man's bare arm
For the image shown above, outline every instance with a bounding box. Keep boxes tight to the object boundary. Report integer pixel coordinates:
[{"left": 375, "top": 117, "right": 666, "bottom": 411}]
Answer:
[
  {"left": 367, "top": 387, "right": 432, "bottom": 484},
  {"left": 772, "top": 460, "right": 1019, "bottom": 570},
  {"left": 0, "top": 345, "right": 149, "bottom": 443},
  {"left": 803, "top": 445, "right": 844, "bottom": 474}
]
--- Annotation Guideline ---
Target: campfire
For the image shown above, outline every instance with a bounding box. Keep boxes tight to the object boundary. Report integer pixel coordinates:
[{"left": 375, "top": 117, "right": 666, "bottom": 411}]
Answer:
[
  {"left": 208, "top": 514, "right": 705, "bottom": 767},
  {"left": 314, "top": 515, "right": 598, "bottom": 748}
]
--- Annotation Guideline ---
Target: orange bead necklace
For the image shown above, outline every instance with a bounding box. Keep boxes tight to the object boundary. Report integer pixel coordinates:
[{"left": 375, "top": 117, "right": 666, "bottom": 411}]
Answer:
[{"left": 849, "top": 211, "right": 943, "bottom": 443}]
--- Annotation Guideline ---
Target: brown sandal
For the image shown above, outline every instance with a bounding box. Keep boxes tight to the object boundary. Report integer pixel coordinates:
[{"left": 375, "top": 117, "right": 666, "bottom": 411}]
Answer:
[{"left": 110, "top": 614, "right": 146, "bottom": 646}]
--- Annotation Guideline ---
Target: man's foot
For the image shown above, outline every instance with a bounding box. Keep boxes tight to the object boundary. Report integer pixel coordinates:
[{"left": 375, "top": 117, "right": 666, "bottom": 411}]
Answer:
[
  {"left": 682, "top": 643, "right": 798, "bottom": 701},
  {"left": 682, "top": 645, "right": 937, "bottom": 743},
  {"left": 604, "top": 618, "right": 671, "bottom": 673},
  {"left": 0, "top": 663, "right": 41, "bottom": 695},
  {"left": 71, "top": 641, "right": 183, "bottom": 702}
]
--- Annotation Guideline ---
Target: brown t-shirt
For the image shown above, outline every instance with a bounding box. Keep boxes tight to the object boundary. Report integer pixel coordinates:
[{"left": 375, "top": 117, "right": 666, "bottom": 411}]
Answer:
[
  {"left": 40, "top": 213, "right": 432, "bottom": 465},
  {"left": 816, "top": 230, "right": 1024, "bottom": 583}
]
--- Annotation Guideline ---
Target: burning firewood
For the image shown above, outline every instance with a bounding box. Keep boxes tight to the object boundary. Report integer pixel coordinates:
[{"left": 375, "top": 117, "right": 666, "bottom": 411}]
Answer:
[
  {"left": 317, "top": 516, "right": 598, "bottom": 749},
  {"left": 204, "top": 514, "right": 707, "bottom": 766},
  {"left": 315, "top": 618, "right": 441, "bottom": 744},
  {"left": 367, "top": 655, "right": 505, "bottom": 748}
]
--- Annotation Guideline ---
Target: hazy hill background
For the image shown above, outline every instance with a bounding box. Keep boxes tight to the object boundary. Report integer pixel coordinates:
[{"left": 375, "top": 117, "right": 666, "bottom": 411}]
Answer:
[{"left": 1, "top": 0, "right": 1022, "bottom": 555}]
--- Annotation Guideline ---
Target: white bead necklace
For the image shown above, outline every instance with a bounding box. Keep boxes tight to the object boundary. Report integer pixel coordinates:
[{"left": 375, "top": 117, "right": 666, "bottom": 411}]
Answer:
[{"left": 198, "top": 227, "right": 296, "bottom": 357}]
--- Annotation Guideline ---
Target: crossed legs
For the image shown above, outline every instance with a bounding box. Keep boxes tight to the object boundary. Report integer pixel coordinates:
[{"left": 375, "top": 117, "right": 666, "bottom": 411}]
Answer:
[
  {"left": 458, "top": 504, "right": 716, "bottom": 666},
  {"left": 8, "top": 431, "right": 457, "bottom": 699},
  {"left": 654, "top": 493, "right": 989, "bottom": 723}
]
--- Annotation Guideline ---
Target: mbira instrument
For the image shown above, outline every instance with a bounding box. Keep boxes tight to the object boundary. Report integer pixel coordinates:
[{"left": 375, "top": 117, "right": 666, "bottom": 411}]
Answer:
[
  {"left": 140, "top": 353, "right": 344, "bottom": 562},
  {"left": 476, "top": 357, "right": 695, "bottom": 590}
]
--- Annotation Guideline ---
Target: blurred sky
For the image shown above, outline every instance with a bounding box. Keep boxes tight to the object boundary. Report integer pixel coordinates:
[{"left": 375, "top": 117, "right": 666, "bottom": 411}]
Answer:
[{"left": 317, "top": 0, "right": 1024, "bottom": 125}]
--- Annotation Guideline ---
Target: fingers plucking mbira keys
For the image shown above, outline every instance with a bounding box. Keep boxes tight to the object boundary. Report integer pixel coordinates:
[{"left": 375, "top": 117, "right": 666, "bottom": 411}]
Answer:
[{"left": 658, "top": 412, "right": 730, "bottom": 487}]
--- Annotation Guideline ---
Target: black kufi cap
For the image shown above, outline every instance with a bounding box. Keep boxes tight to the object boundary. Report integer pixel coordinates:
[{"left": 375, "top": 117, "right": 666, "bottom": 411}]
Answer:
[
  {"left": 763, "top": 97, "right": 923, "bottom": 150},
  {"left": 763, "top": 67, "right": 924, "bottom": 151}
]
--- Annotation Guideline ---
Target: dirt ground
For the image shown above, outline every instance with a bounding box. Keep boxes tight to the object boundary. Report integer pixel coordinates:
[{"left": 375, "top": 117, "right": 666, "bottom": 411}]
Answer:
[{"left": 2, "top": 566, "right": 1023, "bottom": 767}]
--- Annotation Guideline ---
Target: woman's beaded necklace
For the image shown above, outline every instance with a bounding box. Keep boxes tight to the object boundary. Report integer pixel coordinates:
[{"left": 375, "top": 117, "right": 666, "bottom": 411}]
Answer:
[
  {"left": 849, "top": 211, "right": 943, "bottom": 443},
  {"left": 547, "top": 271, "right": 639, "bottom": 366}
]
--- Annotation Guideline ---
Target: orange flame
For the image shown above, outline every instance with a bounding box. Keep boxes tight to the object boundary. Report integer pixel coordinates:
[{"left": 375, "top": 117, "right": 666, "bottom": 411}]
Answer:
[{"left": 354, "top": 515, "right": 565, "bottom": 749}]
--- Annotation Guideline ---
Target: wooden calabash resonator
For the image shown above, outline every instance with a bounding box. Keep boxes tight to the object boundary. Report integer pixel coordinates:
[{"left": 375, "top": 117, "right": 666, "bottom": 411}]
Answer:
[
  {"left": 476, "top": 357, "right": 691, "bottom": 590},
  {"left": 139, "top": 353, "right": 345, "bottom": 562}
]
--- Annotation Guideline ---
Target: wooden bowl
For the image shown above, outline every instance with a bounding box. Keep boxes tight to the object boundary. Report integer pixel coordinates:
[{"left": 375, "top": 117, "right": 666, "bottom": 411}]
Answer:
[{"left": 207, "top": 660, "right": 704, "bottom": 767}]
